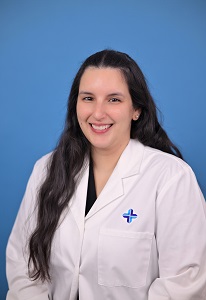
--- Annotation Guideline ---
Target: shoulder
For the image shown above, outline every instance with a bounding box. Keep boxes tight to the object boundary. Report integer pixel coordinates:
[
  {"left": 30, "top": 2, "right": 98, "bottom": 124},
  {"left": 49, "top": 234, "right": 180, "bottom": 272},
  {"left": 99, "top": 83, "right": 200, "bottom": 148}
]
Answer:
[
  {"left": 129, "top": 139, "right": 188, "bottom": 168},
  {"left": 144, "top": 145, "right": 192, "bottom": 177},
  {"left": 144, "top": 144, "right": 189, "bottom": 171},
  {"left": 28, "top": 152, "right": 54, "bottom": 186},
  {"left": 129, "top": 140, "right": 205, "bottom": 212},
  {"left": 34, "top": 152, "right": 53, "bottom": 169},
  {"left": 142, "top": 143, "right": 199, "bottom": 191},
  {"left": 130, "top": 139, "right": 195, "bottom": 182}
]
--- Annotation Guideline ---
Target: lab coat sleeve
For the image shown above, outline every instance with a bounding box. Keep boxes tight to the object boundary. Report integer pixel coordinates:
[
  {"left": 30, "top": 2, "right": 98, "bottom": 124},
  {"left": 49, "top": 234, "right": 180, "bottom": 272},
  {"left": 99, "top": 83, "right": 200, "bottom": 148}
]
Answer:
[
  {"left": 148, "top": 164, "right": 206, "bottom": 300},
  {"left": 6, "top": 159, "right": 49, "bottom": 300}
]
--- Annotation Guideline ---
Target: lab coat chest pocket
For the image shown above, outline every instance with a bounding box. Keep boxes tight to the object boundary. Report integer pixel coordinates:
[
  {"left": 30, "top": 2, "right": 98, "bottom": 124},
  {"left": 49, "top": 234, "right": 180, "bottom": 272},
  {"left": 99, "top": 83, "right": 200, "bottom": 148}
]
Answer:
[{"left": 98, "top": 229, "right": 153, "bottom": 288}]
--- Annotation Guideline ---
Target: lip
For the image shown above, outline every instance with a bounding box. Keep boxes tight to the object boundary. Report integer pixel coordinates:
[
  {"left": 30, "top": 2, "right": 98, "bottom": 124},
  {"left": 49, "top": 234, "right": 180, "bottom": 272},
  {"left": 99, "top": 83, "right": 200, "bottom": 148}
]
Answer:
[{"left": 89, "top": 123, "right": 113, "bottom": 133}]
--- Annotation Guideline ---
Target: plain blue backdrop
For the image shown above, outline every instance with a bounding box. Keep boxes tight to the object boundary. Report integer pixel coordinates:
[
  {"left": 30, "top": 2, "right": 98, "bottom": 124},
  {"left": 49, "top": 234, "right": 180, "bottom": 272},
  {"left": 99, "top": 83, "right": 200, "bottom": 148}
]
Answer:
[{"left": 0, "top": 0, "right": 205, "bottom": 298}]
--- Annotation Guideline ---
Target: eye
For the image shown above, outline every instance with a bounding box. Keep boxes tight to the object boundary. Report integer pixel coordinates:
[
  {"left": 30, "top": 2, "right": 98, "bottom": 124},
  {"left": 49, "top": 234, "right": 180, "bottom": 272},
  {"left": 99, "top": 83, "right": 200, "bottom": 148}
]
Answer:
[
  {"left": 83, "top": 96, "right": 93, "bottom": 101},
  {"left": 109, "top": 98, "right": 121, "bottom": 103}
]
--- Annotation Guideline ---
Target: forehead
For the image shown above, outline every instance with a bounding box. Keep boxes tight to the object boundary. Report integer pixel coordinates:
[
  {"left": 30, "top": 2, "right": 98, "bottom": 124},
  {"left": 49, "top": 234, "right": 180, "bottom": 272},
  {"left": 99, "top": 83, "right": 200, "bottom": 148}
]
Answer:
[{"left": 79, "top": 67, "right": 128, "bottom": 88}]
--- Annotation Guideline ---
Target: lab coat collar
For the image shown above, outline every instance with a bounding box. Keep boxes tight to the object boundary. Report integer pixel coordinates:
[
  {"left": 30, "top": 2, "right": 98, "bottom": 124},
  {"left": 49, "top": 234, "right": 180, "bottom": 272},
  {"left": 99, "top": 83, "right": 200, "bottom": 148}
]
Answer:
[
  {"left": 116, "top": 139, "right": 144, "bottom": 178},
  {"left": 71, "top": 139, "right": 145, "bottom": 222}
]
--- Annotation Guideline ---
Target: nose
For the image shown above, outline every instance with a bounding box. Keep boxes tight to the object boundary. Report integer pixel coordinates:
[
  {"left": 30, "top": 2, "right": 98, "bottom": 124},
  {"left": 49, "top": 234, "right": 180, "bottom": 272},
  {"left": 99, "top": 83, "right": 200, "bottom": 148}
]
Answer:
[{"left": 92, "top": 101, "right": 106, "bottom": 120}]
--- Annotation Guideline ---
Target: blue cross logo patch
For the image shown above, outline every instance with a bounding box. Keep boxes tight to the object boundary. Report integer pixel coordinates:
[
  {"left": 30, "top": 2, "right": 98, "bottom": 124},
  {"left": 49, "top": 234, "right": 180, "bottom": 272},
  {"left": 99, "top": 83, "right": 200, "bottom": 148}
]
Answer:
[{"left": 122, "top": 209, "right": 137, "bottom": 223}]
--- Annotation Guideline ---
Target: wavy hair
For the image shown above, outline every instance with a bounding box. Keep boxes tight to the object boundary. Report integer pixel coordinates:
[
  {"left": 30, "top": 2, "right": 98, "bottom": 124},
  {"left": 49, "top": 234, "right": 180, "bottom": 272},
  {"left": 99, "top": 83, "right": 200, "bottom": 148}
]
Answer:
[{"left": 28, "top": 49, "right": 183, "bottom": 282}]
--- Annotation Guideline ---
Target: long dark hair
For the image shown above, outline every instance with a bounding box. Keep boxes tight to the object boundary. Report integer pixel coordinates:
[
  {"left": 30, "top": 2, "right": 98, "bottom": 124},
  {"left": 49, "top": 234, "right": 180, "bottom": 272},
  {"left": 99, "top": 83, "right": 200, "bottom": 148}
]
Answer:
[{"left": 28, "top": 49, "right": 183, "bottom": 282}]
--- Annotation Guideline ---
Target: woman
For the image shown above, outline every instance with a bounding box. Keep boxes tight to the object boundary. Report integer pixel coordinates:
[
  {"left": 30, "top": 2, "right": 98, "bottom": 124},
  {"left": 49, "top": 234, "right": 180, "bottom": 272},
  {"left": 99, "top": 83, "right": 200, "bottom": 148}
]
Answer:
[{"left": 6, "top": 50, "right": 206, "bottom": 300}]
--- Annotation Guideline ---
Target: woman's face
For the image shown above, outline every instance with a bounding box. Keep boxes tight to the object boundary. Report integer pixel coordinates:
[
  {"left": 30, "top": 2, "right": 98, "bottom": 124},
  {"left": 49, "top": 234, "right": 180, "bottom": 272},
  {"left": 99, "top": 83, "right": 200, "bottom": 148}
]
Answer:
[{"left": 76, "top": 67, "right": 140, "bottom": 154}]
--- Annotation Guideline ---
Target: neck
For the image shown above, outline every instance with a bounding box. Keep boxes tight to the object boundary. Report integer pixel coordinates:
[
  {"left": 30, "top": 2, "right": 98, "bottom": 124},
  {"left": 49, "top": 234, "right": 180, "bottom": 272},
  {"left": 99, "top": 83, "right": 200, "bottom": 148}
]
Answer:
[
  {"left": 91, "top": 140, "right": 130, "bottom": 173},
  {"left": 91, "top": 140, "right": 130, "bottom": 197}
]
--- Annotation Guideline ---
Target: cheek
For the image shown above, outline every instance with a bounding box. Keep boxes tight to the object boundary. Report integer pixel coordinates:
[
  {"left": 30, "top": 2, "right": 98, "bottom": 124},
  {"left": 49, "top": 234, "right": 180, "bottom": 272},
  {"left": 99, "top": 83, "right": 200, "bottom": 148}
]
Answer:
[
  {"left": 76, "top": 102, "right": 90, "bottom": 122},
  {"left": 76, "top": 103, "right": 84, "bottom": 123},
  {"left": 113, "top": 107, "right": 134, "bottom": 122}
]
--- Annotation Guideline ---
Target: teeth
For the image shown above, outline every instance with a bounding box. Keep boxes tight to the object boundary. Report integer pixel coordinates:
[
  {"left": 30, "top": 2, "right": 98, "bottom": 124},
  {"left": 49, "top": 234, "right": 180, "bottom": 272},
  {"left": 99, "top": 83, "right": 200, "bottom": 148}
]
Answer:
[{"left": 92, "top": 124, "right": 111, "bottom": 130}]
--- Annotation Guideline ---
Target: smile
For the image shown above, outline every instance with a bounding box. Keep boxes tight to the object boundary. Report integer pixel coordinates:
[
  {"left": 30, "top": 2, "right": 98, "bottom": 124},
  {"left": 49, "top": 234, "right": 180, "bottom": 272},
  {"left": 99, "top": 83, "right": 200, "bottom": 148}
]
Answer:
[{"left": 90, "top": 123, "right": 112, "bottom": 132}]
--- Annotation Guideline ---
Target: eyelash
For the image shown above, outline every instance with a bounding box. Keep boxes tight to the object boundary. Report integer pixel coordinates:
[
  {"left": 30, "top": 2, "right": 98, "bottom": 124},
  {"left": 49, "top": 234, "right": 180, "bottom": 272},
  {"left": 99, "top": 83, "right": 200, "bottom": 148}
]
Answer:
[
  {"left": 82, "top": 97, "right": 121, "bottom": 103},
  {"left": 83, "top": 97, "right": 93, "bottom": 101},
  {"left": 109, "top": 98, "right": 121, "bottom": 103}
]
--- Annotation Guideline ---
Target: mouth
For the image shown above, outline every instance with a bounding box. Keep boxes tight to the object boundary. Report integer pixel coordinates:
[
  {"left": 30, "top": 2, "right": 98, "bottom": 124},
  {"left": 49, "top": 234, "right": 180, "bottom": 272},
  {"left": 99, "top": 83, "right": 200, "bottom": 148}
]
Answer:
[{"left": 90, "top": 123, "right": 113, "bottom": 132}]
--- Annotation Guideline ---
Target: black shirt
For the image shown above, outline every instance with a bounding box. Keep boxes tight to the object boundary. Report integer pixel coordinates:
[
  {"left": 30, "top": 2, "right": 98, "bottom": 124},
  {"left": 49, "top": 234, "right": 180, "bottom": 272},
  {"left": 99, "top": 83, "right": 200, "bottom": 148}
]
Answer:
[
  {"left": 85, "top": 160, "right": 97, "bottom": 215},
  {"left": 77, "top": 161, "right": 97, "bottom": 300}
]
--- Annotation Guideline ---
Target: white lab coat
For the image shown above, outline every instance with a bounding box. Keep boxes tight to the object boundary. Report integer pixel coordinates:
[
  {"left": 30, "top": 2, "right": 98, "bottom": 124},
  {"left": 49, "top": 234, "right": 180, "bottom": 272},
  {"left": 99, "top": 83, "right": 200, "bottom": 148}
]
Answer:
[{"left": 6, "top": 139, "right": 206, "bottom": 300}]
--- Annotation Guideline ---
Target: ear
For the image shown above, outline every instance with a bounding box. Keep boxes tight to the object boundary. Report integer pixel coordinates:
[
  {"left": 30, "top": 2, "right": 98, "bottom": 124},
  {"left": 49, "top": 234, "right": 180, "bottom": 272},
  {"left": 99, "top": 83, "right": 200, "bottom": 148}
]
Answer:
[{"left": 132, "top": 108, "right": 141, "bottom": 121}]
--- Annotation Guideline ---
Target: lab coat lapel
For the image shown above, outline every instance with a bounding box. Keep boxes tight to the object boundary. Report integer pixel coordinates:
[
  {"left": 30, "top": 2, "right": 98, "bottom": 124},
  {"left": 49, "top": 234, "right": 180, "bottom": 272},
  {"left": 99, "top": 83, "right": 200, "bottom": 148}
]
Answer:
[
  {"left": 85, "top": 167, "right": 124, "bottom": 219},
  {"left": 69, "top": 161, "right": 89, "bottom": 230},
  {"left": 85, "top": 139, "right": 144, "bottom": 219}
]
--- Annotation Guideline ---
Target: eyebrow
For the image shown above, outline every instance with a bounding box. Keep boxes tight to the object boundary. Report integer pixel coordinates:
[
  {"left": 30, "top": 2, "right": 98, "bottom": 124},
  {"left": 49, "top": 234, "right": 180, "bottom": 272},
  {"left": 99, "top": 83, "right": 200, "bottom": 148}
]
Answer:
[
  {"left": 78, "top": 91, "right": 125, "bottom": 97},
  {"left": 78, "top": 91, "right": 94, "bottom": 95}
]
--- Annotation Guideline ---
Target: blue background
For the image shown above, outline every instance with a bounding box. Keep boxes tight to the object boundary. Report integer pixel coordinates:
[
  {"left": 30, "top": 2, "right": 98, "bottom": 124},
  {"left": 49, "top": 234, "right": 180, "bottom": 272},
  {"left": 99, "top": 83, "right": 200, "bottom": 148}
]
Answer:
[{"left": 0, "top": 0, "right": 205, "bottom": 298}]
